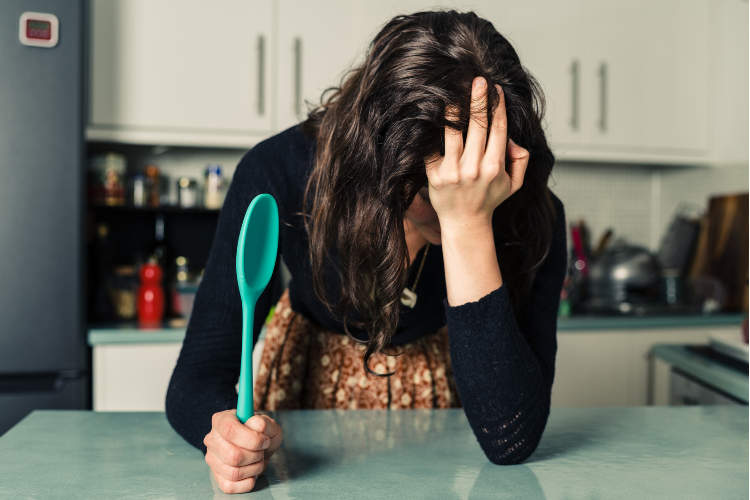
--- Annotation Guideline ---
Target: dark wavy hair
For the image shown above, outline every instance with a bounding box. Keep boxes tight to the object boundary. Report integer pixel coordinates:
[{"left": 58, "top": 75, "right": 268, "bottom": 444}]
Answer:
[{"left": 299, "top": 9, "right": 557, "bottom": 376}]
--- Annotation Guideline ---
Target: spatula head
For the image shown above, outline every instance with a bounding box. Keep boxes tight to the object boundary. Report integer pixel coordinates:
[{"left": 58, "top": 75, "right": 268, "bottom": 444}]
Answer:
[{"left": 236, "top": 194, "right": 279, "bottom": 296}]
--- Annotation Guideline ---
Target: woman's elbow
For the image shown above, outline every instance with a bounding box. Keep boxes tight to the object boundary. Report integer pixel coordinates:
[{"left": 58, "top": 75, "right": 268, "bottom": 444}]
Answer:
[{"left": 481, "top": 431, "right": 544, "bottom": 465}]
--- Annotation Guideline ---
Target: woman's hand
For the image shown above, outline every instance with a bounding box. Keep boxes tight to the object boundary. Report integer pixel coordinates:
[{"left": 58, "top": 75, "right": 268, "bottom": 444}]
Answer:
[
  {"left": 426, "top": 76, "right": 530, "bottom": 306},
  {"left": 204, "top": 410, "right": 284, "bottom": 494},
  {"left": 425, "top": 76, "right": 530, "bottom": 235}
]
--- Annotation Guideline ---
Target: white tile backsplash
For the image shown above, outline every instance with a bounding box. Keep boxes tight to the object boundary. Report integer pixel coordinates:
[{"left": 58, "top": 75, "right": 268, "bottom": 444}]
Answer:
[{"left": 549, "top": 161, "right": 654, "bottom": 249}]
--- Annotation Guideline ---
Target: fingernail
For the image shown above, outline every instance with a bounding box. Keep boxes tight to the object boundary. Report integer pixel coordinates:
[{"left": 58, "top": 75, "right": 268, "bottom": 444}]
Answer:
[
  {"left": 474, "top": 77, "right": 485, "bottom": 89},
  {"left": 263, "top": 438, "right": 270, "bottom": 449}
]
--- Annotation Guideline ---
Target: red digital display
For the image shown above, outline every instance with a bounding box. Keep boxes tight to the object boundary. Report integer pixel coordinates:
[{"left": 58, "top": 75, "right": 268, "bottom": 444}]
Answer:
[{"left": 26, "top": 20, "right": 51, "bottom": 40}]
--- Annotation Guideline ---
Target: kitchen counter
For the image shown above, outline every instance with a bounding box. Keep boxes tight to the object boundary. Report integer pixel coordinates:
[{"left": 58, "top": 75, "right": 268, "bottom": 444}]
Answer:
[
  {"left": 87, "top": 313, "right": 745, "bottom": 345},
  {"left": 653, "top": 344, "right": 749, "bottom": 403},
  {"left": 0, "top": 407, "right": 746, "bottom": 499}
]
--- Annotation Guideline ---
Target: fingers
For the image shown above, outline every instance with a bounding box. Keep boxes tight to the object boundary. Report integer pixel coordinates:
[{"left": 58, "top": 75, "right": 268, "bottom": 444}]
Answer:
[
  {"left": 207, "top": 430, "right": 265, "bottom": 467},
  {"left": 465, "top": 76, "right": 489, "bottom": 162},
  {"left": 212, "top": 467, "right": 258, "bottom": 495},
  {"left": 505, "top": 137, "right": 530, "bottom": 194},
  {"left": 443, "top": 104, "right": 463, "bottom": 166},
  {"left": 206, "top": 448, "right": 264, "bottom": 483},
  {"left": 213, "top": 410, "right": 270, "bottom": 451},
  {"left": 248, "top": 414, "right": 284, "bottom": 455},
  {"left": 485, "top": 84, "right": 507, "bottom": 167}
]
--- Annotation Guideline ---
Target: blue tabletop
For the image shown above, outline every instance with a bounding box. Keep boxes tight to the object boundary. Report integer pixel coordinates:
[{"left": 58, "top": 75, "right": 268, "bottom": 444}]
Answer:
[{"left": 0, "top": 407, "right": 746, "bottom": 499}]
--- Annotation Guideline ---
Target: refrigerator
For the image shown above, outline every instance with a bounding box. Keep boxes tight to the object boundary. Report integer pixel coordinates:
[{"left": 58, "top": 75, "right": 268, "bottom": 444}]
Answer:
[{"left": 0, "top": 0, "right": 88, "bottom": 435}]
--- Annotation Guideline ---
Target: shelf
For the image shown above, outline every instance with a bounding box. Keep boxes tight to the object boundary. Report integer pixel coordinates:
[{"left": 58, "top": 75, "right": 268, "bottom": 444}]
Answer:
[
  {"left": 88, "top": 323, "right": 268, "bottom": 346},
  {"left": 557, "top": 313, "right": 746, "bottom": 331},
  {"left": 88, "top": 204, "right": 221, "bottom": 214}
]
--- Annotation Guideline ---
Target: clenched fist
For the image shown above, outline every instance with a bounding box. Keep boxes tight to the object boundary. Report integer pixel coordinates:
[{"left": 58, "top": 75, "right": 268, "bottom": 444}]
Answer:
[{"left": 204, "top": 410, "right": 283, "bottom": 494}]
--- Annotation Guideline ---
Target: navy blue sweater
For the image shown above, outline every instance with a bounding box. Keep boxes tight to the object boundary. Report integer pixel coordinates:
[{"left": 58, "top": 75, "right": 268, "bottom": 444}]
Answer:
[{"left": 166, "top": 124, "right": 568, "bottom": 465}]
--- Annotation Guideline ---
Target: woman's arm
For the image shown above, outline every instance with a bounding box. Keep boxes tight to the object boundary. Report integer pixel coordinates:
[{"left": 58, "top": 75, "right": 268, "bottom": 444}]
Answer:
[
  {"left": 166, "top": 146, "right": 280, "bottom": 454},
  {"left": 426, "top": 76, "right": 566, "bottom": 464},
  {"left": 444, "top": 196, "right": 567, "bottom": 464}
]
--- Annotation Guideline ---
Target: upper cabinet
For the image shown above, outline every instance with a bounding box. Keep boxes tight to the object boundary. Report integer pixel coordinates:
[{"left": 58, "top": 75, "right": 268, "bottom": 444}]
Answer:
[
  {"left": 274, "top": 1, "right": 444, "bottom": 133},
  {"left": 88, "top": 0, "right": 747, "bottom": 166},
  {"left": 88, "top": 0, "right": 273, "bottom": 147},
  {"left": 583, "top": 0, "right": 710, "bottom": 154},
  {"left": 274, "top": 0, "right": 363, "bottom": 133},
  {"left": 466, "top": 0, "right": 748, "bottom": 166},
  {"left": 474, "top": 1, "right": 584, "bottom": 149}
]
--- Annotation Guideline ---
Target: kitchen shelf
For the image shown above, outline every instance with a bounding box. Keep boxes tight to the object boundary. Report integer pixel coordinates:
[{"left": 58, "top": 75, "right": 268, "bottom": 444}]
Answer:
[{"left": 557, "top": 313, "right": 746, "bottom": 331}]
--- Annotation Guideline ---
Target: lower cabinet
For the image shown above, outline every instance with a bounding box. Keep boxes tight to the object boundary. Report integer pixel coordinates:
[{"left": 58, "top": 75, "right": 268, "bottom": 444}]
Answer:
[
  {"left": 93, "top": 339, "right": 266, "bottom": 412},
  {"left": 93, "top": 343, "right": 182, "bottom": 412},
  {"left": 552, "top": 326, "right": 739, "bottom": 408},
  {"left": 93, "top": 326, "right": 740, "bottom": 411}
]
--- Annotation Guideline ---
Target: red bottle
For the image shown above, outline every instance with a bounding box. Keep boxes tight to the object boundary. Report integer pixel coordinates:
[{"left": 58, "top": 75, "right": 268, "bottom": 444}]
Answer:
[{"left": 137, "top": 258, "right": 165, "bottom": 326}]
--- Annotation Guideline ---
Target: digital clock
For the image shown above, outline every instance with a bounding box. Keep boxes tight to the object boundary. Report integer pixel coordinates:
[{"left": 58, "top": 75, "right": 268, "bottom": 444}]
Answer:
[{"left": 19, "top": 12, "right": 59, "bottom": 48}]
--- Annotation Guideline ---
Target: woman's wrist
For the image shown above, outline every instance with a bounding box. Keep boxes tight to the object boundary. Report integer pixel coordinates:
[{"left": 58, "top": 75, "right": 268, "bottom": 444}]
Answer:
[{"left": 440, "top": 218, "right": 503, "bottom": 307}]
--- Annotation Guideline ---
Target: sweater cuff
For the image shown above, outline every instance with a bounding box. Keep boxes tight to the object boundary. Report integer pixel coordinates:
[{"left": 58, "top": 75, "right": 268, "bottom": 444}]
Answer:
[{"left": 443, "top": 284, "right": 511, "bottom": 326}]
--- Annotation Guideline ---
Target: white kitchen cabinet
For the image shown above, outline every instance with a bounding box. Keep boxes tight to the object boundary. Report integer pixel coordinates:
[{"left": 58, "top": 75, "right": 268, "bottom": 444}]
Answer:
[
  {"left": 552, "top": 331, "right": 631, "bottom": 407},
  {"left": 93, "top": 343, "right": 182, "bottom": 411},
  {"left": 552, "top": 326, "right": 737, "bottom": 408},
  {"left": 88, "top": 0, "right": 274, "bottom": 148},
  {"left": 92, "top": 337, "right": 266, "bottom": 412},
  {"left": 452, "top": 0, "right": 747, "bottom": 166},
  {"left": 275, "top": 0, "right": 443, "bottom": 133},
  {"left": 583, "top": 0, "right": 710, "bottom": 154},
  {"left": 274, "top": 0, "right": 363, "bottom": 132},
  {"left": 462, "top": 1, "right": 584, "bottom": 149},
  {"left": 707, "top": 0, "right": 749, "bottom": 166}
]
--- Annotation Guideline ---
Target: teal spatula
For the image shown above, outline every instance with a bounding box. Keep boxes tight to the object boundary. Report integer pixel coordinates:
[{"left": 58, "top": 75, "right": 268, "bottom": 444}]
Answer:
[{"left": 236, "top": 194, "right": 279, "bottom": 424}]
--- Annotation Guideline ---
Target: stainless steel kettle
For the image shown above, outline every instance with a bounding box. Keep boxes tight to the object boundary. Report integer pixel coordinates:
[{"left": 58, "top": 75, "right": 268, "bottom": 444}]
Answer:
[{"left": 586, "top": 240, "right": 662, "bottom": 313}]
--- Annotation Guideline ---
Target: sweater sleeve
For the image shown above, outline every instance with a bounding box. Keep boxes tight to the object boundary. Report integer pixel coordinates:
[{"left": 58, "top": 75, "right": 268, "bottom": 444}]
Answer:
[
  {"left": 444, "top": 195, "right": 568, "bottom": 465},
  {"left": 166, "top": 146, "right": 280, "bottom": 454}
]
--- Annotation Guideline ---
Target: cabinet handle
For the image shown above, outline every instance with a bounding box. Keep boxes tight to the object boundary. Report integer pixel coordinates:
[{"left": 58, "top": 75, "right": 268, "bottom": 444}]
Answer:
[
  {"left": 569, "top": 60, "right": 579, "bottom": 131},
  {"left": 257, "top": 35, "right": 266, "bottom": 116},
  {"left": 294, "top": 37, "right": 303, "bottom": 119},
  {"left": 597, "top": 62, "right": 607, "bottom": 133}
]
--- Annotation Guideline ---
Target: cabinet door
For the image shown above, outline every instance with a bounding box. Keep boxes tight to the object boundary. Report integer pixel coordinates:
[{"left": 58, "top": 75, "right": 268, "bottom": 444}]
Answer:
[
  {"left": 584, "top": 0, "right": 710, "bottom": 153},
  {"left": 90, "top": 0, "right": 273, "bottom": 135},
  {"left": 275, "top": 0, "right": 362, "bottom": 132},
  {"left": 93, "top": 343, "right": 182, "bottom": 411},
  {"left": 275, "top": 1, "right": 442, "bottom": 133},
  {"left": 710, "top": 0, "right": 749, "bottom": 165},
  {"left": 553, "top": 332, "right": 630, "bottom": 407},
  {"left": 470, "top": 0, "right": 584, "bottom": 149}
]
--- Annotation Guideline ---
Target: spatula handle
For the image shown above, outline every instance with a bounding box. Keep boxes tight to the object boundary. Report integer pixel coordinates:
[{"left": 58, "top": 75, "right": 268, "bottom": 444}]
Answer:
[{"left": 236, "top": 300, "right": 255, "bottom": 424}]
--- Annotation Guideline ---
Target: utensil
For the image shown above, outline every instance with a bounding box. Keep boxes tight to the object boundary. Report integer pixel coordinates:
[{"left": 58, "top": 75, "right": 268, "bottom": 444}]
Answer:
[{"left": 235, "top": 194, "right": 279, "bottom": 423}]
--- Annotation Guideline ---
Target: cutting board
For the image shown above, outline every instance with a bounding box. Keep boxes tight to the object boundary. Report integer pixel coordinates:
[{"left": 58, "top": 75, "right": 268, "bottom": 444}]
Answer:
[{"left": 689, "top": 193, "right": 749, "bottom": 312}]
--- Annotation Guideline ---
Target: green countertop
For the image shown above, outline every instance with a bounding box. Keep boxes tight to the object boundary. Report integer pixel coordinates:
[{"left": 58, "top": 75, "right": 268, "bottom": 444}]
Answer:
[
  {"left": 88, "top": 314, "right": 745, "bottom": 345},
  {"left": 0, "top": 407, "right": 746, "bottom": 499},
  {"left": 653, "top": 344, "right": 749, "bottom": 403}
]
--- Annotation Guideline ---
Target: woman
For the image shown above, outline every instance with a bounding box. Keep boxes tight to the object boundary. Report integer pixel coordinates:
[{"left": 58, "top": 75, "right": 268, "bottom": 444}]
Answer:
[{"left": 167, "top": 9, "right": 567, "bottom": 494}]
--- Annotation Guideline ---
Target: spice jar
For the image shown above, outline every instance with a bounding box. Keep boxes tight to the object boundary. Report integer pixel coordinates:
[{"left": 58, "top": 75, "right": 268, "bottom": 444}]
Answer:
[
  {"left": 108, "top": 265, "right": 137, "bottom": 319},
  {"left": 144, "top": 164, "right": 161, "bottom": 208},
  {"left": 203, "top": 164, "right": 225, "bottom": 209},
  {"left": 177, "top": 177, "right": 199, "bottom": 208},
  {"left": 89, "top": 153, "right": 126, "bottom": 206}
]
